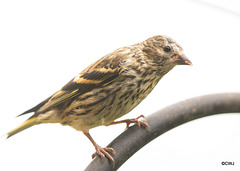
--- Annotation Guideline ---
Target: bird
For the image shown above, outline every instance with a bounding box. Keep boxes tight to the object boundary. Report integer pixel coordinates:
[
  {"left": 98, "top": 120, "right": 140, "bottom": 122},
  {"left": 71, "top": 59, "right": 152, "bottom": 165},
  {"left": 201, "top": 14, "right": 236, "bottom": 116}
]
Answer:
[{"left": 6, "top": 35, "right": 192, "bottom": 166}]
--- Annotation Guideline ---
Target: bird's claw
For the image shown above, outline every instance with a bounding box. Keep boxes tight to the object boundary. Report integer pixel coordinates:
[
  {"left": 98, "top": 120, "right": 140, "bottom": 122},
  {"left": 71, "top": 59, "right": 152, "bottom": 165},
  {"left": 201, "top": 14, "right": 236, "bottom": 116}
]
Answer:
[
  {"left": 107, "top": 115, "right": 150, "bottom": 131},
  {"left": 124, "top": 115, "right": 150, "bottom": 131},
  {"left": 92, "top": 145, "right": 116, "bottom": 167}
]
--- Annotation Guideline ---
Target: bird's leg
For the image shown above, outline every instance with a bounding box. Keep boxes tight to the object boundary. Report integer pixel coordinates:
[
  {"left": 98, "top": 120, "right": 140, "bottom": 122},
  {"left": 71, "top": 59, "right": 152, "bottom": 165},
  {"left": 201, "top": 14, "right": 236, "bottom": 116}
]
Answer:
[
  {"left": 107, "top": 115, "right": 150, "bottom": 131},
  {"left": 83, "top": 132, "right": 116, "bottom": 167}
]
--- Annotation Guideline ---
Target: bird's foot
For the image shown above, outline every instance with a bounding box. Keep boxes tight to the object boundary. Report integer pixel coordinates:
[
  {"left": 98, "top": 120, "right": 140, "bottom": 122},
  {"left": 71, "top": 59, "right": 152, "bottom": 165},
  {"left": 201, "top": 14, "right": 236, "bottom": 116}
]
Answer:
[
  {"left": 84, "top": 132, "right": 116, "bottom": 167},
  {"left": 92, "top": 145, "right": 116, "bottom": 167},
  {"left": 107, "top": 115, "right": 150, "bottom": 131}
]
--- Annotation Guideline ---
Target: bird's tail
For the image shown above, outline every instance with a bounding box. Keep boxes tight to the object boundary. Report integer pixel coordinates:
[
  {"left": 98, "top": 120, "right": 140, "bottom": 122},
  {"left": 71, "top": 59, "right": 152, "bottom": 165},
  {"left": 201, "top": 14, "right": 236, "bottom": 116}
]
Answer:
[{"left": 7, "top": 117, "right": 39, "bottom": 138}]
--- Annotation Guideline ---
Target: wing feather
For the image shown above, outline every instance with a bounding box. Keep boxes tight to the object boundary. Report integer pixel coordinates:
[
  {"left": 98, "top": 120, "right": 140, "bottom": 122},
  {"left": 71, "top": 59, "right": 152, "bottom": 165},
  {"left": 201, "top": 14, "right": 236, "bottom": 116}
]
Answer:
[{"left": 20, "top": 51, "right": 124, "bottom": 115}]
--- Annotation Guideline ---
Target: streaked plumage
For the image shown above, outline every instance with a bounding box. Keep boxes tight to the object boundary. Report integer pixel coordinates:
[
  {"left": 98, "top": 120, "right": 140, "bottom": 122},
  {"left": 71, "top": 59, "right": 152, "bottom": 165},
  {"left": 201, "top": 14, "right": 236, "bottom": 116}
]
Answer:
[{"left": 7, "top": 35, "right": 192, "bottom": 166}]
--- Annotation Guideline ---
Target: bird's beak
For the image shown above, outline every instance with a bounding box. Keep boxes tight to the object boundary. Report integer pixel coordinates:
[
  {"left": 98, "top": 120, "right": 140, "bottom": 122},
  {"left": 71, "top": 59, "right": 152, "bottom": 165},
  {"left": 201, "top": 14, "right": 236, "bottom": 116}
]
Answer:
[{"left": 174, "top": 54, "right": 192, "bottom": 65}]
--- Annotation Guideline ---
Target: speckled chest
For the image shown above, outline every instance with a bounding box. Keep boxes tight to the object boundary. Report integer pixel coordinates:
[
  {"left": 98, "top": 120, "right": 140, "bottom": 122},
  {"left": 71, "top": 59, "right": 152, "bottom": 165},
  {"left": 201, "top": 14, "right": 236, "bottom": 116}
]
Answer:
[{"left": 121, "top": 72, "right": 160, "bottom": 112}]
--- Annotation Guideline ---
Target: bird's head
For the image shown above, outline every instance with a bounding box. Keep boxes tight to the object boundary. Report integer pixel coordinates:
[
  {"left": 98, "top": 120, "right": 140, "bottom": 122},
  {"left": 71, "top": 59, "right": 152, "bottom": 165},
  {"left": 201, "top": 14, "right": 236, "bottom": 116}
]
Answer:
[{"left": 142, "top": 35, "right": 192, "bottom": 67}]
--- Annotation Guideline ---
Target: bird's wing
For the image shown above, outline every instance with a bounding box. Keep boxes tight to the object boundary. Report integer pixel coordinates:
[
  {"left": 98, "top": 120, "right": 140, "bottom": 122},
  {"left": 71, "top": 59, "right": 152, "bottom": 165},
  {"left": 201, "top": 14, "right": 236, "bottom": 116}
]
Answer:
[
  {"left": 38, "top": 67, "right": 120, "bottom": 113},
  {"left": 20, "top": 52, "right": 125, "bottom": 115}
]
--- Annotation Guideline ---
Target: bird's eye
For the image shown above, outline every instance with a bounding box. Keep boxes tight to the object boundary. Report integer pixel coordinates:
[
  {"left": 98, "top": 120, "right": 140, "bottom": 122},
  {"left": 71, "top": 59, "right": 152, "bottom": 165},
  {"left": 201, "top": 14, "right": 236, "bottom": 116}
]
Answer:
[{"left": 163, "top": 46, "right": 171, "bottom": 52}]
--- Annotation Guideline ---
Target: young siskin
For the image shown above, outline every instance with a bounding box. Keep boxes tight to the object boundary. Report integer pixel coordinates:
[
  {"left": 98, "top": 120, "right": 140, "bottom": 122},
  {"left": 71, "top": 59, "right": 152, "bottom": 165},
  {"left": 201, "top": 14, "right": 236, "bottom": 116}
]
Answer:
[{"left": 6, "top": 35, "right": 192, "bottom": 166}]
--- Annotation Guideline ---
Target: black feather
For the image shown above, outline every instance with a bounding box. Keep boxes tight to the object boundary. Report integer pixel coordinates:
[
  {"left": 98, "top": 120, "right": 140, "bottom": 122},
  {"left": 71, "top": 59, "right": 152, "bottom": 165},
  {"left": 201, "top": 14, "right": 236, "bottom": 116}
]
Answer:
[{"left": 17, "top": 96, "right": 52, "bottom": 117}]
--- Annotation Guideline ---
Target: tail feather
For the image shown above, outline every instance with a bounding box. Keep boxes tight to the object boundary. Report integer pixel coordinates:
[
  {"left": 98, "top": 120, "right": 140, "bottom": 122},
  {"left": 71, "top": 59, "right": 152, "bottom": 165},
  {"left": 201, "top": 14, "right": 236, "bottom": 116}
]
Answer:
[
  {"left": 17, "top": 96, "right": 52, "bottom": 117},
  {"left": 7, "top": 117, "right": 39, "bottom": 138}
]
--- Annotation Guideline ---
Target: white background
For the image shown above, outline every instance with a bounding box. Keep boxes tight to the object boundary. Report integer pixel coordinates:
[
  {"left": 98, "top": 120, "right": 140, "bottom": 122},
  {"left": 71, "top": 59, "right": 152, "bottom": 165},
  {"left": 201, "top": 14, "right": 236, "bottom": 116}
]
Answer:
[{"left": 0, "top": 0, "right": 240, "bottom": 170}]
